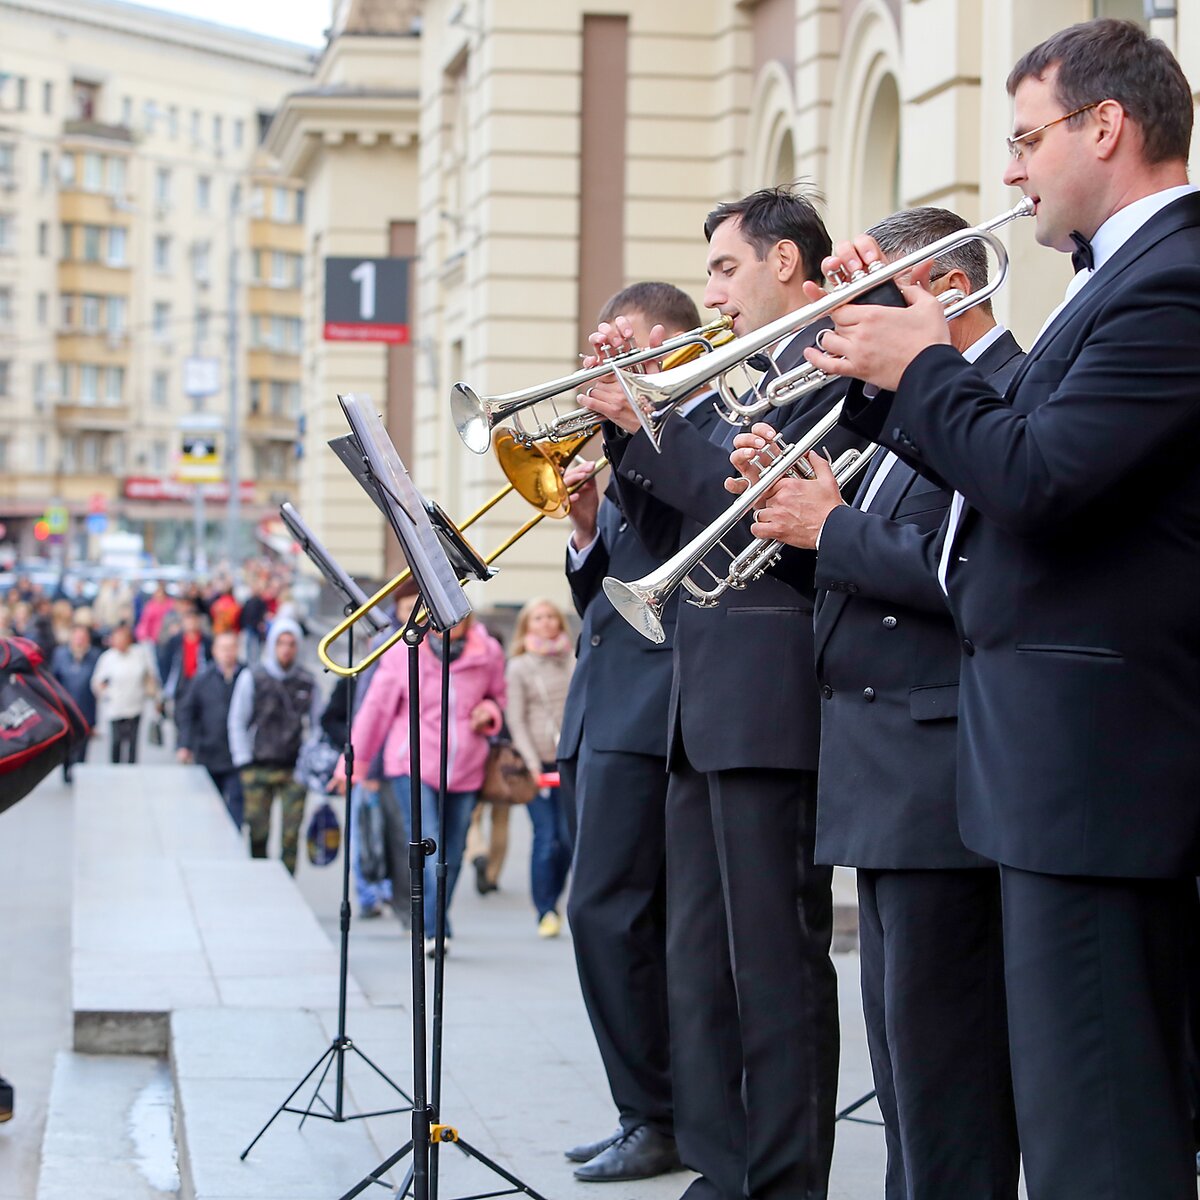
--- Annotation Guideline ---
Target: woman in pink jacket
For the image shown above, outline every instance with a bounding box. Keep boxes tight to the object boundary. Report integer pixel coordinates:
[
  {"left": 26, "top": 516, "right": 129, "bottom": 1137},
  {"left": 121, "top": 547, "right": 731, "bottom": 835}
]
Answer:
[{"left": 347, "top": 613, "right": 505, "bottom": 950}]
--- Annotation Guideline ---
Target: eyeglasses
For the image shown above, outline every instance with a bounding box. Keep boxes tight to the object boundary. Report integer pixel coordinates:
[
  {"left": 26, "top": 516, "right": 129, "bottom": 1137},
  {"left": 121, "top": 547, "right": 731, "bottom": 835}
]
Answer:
[{"left": 1006, "top": 102, "right": 1103, "bottom": 161}]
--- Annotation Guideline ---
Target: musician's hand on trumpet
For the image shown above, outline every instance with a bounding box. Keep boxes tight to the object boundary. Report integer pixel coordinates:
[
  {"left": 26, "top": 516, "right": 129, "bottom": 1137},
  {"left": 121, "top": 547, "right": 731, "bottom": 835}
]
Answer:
[
  {"left": 562, "top": 459, "right": 602, "bottom": 547},
  {"left": 724, "top": 423, "right": 846, "bottom": 549},
  {"left": 799, "top": 239, "right": 948, "bottom": 392},
  {"left": 576, "top": 316, "right": 667, "bottom": 435}
]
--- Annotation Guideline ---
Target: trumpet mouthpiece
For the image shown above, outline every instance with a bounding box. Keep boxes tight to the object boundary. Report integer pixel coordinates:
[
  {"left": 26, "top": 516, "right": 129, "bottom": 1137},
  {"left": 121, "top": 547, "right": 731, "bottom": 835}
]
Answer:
[{"left": 451, "top": 383, "right": 492, "bottom": 454}]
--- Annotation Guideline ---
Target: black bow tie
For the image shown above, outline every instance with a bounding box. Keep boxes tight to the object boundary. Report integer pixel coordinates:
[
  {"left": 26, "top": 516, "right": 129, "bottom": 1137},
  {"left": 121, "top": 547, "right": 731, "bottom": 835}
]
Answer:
[
  {"left": 746, "top": 352, "right": 777, "bottom": 377},
  {"left": 1069, "top": 230, "right": 1094, "bottom": 273}
]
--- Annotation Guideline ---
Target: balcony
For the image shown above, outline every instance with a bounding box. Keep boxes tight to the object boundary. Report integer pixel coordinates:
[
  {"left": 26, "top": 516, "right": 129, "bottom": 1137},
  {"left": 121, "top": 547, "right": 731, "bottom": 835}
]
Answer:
[
  {"left": 55, "top": 329, "right": 131, "bottom": 366},
  {"left": 59, "top": 190, "right": 134, "bottom": 225},
  {"left": 62, "top": 120, "right": 135, "bottom": 145},
  {"left": 244, "top": 409, "right": 299, "bottom": 442},
  {"left": 58, "top": 261, "right": 132, "bottom": 294},
  {"left": 54, "top": 400, "right": 130, "bottom": 432}
]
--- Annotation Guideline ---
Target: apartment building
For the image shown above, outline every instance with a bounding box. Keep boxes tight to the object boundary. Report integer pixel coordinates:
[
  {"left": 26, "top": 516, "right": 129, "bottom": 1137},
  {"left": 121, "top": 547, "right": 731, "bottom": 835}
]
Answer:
[{"left": 0, "top": 0, "right": 314, "bottom": 563}]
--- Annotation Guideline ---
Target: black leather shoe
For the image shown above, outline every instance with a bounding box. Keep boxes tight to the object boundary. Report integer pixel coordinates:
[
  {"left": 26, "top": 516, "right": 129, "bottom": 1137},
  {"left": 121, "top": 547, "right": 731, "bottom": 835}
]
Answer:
[
  {"left": 564, "top": 1126, "right": 623, "bottom": 1163},
  {"left": 573, "top": 1125, "right": 682, "bottom": 1182}
]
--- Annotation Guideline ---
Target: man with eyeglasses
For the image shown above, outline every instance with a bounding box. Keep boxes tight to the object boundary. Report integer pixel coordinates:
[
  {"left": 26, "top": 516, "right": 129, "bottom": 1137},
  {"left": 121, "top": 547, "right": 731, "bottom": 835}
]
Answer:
[{"left": 792, "top": 18, "right": 1200, "bottom": 1200}]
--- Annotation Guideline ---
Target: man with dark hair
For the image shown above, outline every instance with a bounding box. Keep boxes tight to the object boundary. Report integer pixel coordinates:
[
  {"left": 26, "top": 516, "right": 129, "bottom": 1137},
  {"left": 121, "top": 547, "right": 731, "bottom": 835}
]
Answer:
[
  {"left": 581, "top": 187, "right": 861, "bottom": 1200},
  {"left": 734, "top": 206, "right": 1024, "bottom": 1199},
  {"left": 801, "top": 19, "right": 1200, "bottom": 1199},
  {"left": 559, "top": 281, "right": 714, "bottom": 1184}
]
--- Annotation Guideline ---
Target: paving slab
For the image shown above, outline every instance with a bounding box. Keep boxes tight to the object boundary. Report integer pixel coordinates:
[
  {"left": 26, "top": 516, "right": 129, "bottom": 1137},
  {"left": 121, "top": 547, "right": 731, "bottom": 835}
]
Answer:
[{"left": 35, "top": 1051, "right": 179, "bottom": 1200}]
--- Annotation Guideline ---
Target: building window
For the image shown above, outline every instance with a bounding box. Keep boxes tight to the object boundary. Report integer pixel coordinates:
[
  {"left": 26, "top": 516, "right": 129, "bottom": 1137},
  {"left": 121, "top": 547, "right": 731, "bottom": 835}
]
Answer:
[
  {"left": 0, "top": 214, "right": 13, "bottom": 254},
  {"left": 120, "top": 97, "right": 132, "bottom": 127},
  {"left": 0, "top": 143, "right": 15, "bottom": 180},
  {"left": 81, "top": 294, "right": 101, "bottom": 332},
  {"left": 196, "top": 174, "right": 211, "bottom": 212},
  {"left": 269, "top": 380, "right": 286, "bottom": 414},
  {"left": 60, "top": 222, "right": 73, "bottom": 261},
  {"left": 82, "top": 436, "right": 99, "bottom": 471},
  {"left": 155, "top": 167, "right": 171, "bottom": 208},
  {"left": 42, "top": 81, "right": 52, "bottom": 116},
  {"left": 106, "top": 295, "right": 126, "bottom": 336},
  {"left": 153, "top": 302, "right": 170, "bottom": 337},
  {"left": 154, "top": 235, "right": 170, "bottom": 273},
  {"left": 39, "top": 150, "right": 50, "bottom": 188},
  {"left": 61, "top": 435, "right": 77, "bottom": 474},
  {"left": 272, "top": 186, "right": 293, "bottom": 222},
  {"left": 72, "top": 79, "right": 98, "bottom": 121},
  {"left": 249, "top": 380, "right": 263, "bottom": 413},
  {"left": 233, "top": 118, "right": 244, "bottom": 149},
  {"left": 37, "top": 221, "right": 48, "bottom": 256},
  {"left": 152, "top": 370, "right": 168, "bottom": 408},
  {"left": 14, "top": 78, "right": 26, "bottom": 112},
  {"left": 190, "top": 110, "right": 200, "bottom": 144},
  {"left": 79, "top": 364, "right": 99, "bottom": 404},
  {"left": 0, "top": 361, "right": 10, "bottom": 397},
  {"left": 152, "top": 440, "right": 167, "bottom": 472},
  {"left": 82, "top": 225, "right": 103, "bottom": 263},
  {"left": 107, "top": 157, "right": 126, "bottom": 198},
  {"left": 192, "top": 239, "right": 211, "bottom": 282},
  {"left": 83, "top": 153, "right": 103, "bottom": 191},
  {"left": 57, "top": 364, "right": 69, "bottom": 401},
  {"left": 35, "top": 434, "right": 47, "bottom": 472},
  {"left": 111, "top": 439, "right": 125, "bottom": 473},
  {"left": 212, "top": 115, "right": 222, "bottom": 147},
  {"left": 168, "top": 106, "right": 178, "bottom": 139},
  {"left": 0, "top": 437, "right": 9, "bottom": 471},
  {"left": 36, "top": 292, "right": 47, "bottom": 325},
  {"left": 195, "top": 308, "right": 209, "bottom": 343},
  {"left": 59, "top": 153, "right": 75, "bottom": 187},
  {"left": 106, "top": 226, "right": 127, "bottom": 266},
  {"left": 33, "top": 363, "right": 45, "bottom": 399},
  {"left": 104, "top": 366, "right": 123, "bottom": 404},
  {"left": 0, "top": 287, "right": 11, "bottom": 326},
  {"left": 60, "top": 294, "right": 74, "bottom": 329}
]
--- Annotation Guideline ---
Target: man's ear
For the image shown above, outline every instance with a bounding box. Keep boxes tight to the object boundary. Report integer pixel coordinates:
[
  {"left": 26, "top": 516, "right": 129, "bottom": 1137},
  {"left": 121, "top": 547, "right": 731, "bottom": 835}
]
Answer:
[
  {"left": 774, "top": 239, "right": 801, "bottom": 284},
  {"left": 1093, "top": 98, "right": 1125, "bottom": 162},
  {"left": 937, "top": 267, "right": 972, "bottom": 300}
]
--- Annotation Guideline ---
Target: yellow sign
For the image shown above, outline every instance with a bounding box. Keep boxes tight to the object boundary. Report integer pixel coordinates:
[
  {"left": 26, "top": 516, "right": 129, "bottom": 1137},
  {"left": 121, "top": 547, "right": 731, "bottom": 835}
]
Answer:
[{"left": 177, "top": 435, "right": 222, "bottom": 484}]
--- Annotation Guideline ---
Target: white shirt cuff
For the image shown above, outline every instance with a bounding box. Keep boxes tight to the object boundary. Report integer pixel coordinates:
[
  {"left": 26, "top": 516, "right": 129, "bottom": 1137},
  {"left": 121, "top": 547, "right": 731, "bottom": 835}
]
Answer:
[{"left": 567, "top": 530, "right": 599, "bottom": 569}]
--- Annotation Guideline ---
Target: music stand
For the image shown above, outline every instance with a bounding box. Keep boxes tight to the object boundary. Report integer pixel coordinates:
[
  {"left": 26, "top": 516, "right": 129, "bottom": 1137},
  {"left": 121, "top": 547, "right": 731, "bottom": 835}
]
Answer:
[
  {"left": 239, "top": 505, "right": 413, "bottom": 1162},
  {"left": 331, "top": 397, "right": 548, "bottom": 1200}
]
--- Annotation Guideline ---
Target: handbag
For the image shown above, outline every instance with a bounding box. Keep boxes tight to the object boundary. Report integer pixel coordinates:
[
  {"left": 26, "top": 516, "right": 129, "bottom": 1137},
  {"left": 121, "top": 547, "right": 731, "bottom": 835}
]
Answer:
[{"left": 479, "top": 736, "right": 537, "bottom": 806}]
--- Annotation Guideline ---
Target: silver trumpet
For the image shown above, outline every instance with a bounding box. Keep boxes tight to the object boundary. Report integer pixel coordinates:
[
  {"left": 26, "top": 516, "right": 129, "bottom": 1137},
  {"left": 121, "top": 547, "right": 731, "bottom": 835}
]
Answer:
[
  {"left": 450, "top": 315, "right": 733, "bottom": 454},
  {"left": 616, "top": 197, "right": 1034, "bottom": 448},
  {"left": 603, "top": 402, "right": 878, "bottom": 643}
]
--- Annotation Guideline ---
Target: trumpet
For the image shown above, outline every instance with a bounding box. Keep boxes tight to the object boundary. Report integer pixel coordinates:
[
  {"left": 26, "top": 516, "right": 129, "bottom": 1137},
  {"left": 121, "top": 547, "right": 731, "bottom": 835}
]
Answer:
[
  {"left": 615, "top": 197, "right": 1035, "bottom": 447},
  {"left": 451, "top": 314, "right": 734, "bottom": 454},
  {"left": 603, "top": 403, "right": 876, "bottom": 643},
  {"left": 318, "top": 453, "right": 609, "bottom": 677}
]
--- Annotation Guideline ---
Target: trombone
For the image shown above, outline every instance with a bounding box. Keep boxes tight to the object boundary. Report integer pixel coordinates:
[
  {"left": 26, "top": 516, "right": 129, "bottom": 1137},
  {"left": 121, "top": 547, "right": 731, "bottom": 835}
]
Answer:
[
  {"left": 603, "top": 402, "right": 876, "bottom": 643},
  {"left": 317, "top": 453, "right": 610, "bottom": 677},
  {"left": 450, "top": 314, "right": 734, "bottom": 454},
  {"left": 615, "top": 197, "right": 1035, "bottom": 448}
]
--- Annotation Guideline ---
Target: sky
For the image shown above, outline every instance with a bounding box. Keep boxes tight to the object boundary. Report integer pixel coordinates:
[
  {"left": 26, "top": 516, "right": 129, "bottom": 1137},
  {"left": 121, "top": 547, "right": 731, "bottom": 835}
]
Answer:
[{"left": 143, "top": 0, "right": 330, "bottom": 47}]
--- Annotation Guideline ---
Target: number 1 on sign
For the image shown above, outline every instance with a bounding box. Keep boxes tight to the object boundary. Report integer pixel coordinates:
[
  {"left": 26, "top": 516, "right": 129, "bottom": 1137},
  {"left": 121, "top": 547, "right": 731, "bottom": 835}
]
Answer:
[{"left": 349, "top": 261, "right": 376, "bottom": 321}]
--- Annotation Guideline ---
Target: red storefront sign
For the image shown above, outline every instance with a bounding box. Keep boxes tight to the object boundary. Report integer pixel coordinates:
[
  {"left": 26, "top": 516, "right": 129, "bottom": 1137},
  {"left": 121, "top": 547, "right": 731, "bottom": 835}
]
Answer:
[{"left": 123, "top": 477, "right": 257, "bottom": 503}]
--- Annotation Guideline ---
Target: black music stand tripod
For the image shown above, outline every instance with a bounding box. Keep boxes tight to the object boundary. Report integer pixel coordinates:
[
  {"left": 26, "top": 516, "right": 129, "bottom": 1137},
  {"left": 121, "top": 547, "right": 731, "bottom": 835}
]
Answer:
[
  {"left": 240, "top": 608, "right": 413, "bottom": 1160},
  {"left": 338, "top": 617, "right": 549, "bottom": 1200}
]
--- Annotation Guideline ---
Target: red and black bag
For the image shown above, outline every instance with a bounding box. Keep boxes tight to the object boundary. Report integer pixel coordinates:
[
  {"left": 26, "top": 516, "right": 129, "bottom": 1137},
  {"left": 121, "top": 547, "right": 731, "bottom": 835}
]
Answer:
[{"left": 0, "top": 636, "right": 90, "bottom": 814}]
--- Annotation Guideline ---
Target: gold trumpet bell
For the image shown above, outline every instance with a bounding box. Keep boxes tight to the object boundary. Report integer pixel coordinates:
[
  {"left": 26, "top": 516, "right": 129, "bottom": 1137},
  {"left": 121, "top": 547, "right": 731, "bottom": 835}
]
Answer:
[{"left": 494, "top": 429, "right": 588, "bottom": 518}]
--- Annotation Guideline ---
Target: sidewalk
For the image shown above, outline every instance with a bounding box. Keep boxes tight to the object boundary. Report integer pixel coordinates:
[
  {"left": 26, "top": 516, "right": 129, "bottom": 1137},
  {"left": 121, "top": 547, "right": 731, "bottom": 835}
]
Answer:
[{"left": 0, "top": 721, "right": 889, "bottom": 1199}]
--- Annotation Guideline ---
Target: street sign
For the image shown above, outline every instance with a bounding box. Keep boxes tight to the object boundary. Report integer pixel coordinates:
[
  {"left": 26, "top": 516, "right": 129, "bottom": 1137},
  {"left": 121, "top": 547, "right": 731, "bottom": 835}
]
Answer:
[
  {"left": 323, "top": 256, "right": 411, "bottom": 343},
  {"left": 86, "top": 513, "right": 109, "bottom": 535},
  {"left": 183, "top": 356, "right": 221, "bottom": 398},
  {"left": 177, "top": 434, "right": 222, "bottom": 484},
  {"left": 45, "top": 506, "right": 68, "bottom": 535}
]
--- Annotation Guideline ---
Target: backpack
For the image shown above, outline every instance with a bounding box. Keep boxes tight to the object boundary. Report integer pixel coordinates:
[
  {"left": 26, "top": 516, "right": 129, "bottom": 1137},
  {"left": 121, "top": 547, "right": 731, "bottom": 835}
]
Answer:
[{"left": 0, "top": 637, "right": 91, "bottom": 813}]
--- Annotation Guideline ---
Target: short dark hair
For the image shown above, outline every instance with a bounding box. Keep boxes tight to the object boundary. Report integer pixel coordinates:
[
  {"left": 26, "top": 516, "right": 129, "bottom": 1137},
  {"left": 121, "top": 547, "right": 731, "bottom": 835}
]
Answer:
[
  {"left": 703, "top": 184, "right": 831, "bottom": 283},
  {"left": 1007, "top": 19, "right": 1192, "bottom": 164},
  {"left": 867, "top": 206, "right": 992, "bottom": 312},
  {"left": 598, "top": 281, "right": 701, "bottom": 331}
]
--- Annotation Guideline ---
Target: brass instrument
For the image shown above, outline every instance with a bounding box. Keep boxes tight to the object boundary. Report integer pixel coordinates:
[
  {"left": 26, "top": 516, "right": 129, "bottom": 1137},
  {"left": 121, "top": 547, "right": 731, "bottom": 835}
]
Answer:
[
  {"left": 450, "top": 314, "right": 734, "bottom": 454},
  {"left": 317, "top": 454, "right": 609, "bottom": 677},
  {"left": 603, "top": 403, "right": 876, "bottom": 643},
  {"left": 614, "top": 198, "right": 1035, "bottom": 448}
]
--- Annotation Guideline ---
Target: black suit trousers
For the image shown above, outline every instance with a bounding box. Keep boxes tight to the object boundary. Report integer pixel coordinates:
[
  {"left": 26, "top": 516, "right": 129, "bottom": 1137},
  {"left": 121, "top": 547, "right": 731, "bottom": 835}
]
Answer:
[
  {"left": 666, "top": 757, "right": 838, "bottom": 1200},
  {"left": 999, "top": 865, "right": 1196, "bottom": 1200},
  {"left": 564, "top": 736, "right": 673, "bottom": 1136},
  {"left": 857, "top": 868, "right": 1019, "bottom": 1200}
]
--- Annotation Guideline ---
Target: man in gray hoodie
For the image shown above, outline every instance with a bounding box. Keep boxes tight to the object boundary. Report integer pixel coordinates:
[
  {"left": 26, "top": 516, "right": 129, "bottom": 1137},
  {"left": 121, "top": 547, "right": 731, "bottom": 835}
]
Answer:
[{"left": 227, "top": 617, "right": 318, "bottom": 874}]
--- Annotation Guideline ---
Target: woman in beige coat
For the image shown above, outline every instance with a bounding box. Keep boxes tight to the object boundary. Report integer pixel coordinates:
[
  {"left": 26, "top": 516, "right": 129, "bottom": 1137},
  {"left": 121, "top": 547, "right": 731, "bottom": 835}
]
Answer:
[{"left": 506, "top": 597, "right": 575, "bottom": 937}]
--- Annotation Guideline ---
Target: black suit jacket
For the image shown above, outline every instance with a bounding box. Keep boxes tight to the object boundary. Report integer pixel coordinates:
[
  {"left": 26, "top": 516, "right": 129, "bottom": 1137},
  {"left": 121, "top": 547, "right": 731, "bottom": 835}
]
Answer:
[
  {"left": 608, "top": 331, "right": 862, "bottom": 773},
  {"left": 814, "top": 330, "right": 1023, "bottom": 869},
  {"left": 844, "top": 191, "right": 1200, "bottom": 879}
]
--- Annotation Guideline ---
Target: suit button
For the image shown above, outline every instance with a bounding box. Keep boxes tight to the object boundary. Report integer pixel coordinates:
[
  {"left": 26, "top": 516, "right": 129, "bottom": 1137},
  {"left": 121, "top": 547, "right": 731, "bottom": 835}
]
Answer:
[
  {"left": 962, "top": 638, "right": 975, "bottom": 656},
  {"left": 590, "top": 634, "right": 602, "bottom": 647},
  {"left": 846, "top": 583, "right": 859, "bottom": 594},
  {"left": 821, "top": 684, "right": 833, "bottom": 699},
  {"left": 862, "top": 687, "right": 876, "bottom": 702},
  {"left": 882, "top": 615, "right": 897, "bottom": 629}
]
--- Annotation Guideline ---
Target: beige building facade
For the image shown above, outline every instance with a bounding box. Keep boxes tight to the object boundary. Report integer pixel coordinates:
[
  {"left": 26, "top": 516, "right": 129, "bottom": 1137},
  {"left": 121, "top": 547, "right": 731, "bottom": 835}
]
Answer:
[
  {"left": 0, "top": 0, "right": 313, "bottom": 563},
  {"left": 408, "top": 0, "right": 1198, "bottom": 614}
]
